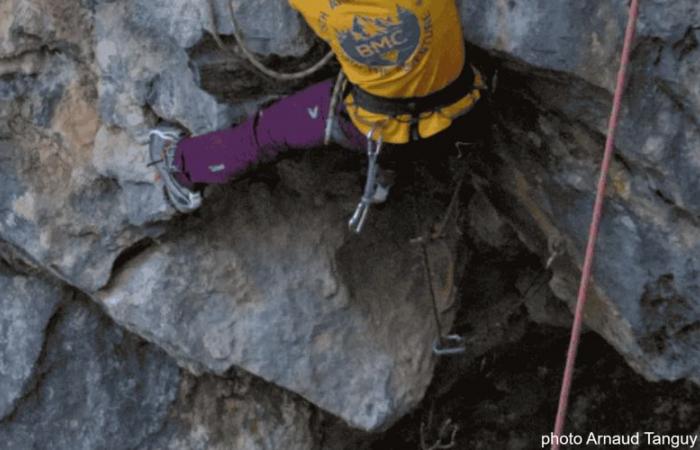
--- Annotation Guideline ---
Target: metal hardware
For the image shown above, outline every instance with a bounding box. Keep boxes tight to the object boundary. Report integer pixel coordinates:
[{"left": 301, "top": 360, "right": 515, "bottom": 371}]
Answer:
[{"left": 348, "top": 126, "right": 384, "bottom": 233}]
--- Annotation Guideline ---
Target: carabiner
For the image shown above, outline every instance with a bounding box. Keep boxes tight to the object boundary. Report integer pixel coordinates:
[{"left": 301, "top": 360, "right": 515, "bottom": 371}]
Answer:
[
  {"left": 432, "top": 334, "right": 466, "bottom": 356},
  {"left": 348, "top": 126, "right": 384, "bottom": 233}
]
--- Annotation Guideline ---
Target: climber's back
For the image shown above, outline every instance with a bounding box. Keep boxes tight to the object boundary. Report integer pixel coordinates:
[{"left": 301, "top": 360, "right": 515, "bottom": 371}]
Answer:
[{"left": 289, "top": 0, "right": 480, "bottom": 143}]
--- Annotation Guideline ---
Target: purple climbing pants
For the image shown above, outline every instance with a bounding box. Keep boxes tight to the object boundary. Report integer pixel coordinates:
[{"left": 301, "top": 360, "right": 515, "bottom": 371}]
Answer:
[{"left": 173, "top": 79, "right": 366, "bottom": 186}]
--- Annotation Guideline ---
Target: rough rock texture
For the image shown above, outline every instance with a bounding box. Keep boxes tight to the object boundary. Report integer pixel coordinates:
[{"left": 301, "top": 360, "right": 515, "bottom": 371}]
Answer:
[
  {"left": 0, "top": 286, "right": 321, "bottom": 450},
  {"left": 374, "top": 199, "right": 700, "bottom": 449},
  {"left": 0, "top": 0, "right": 169, "bottom": 293},
  {"left": 459, "top": 0, "right": 700, "bottom": 384},
  {"left": 98, "top": 155, "right": 461, "bottom": 431},
  {"left": 0, "top": 261, "right": 63, "bottom": 420},
  {"left": 1, "top": 0, "right": 699, "bottom": 442},
  {"left": 145, "top": 373, "right": 320, "bottom": 450},
  {"left": 0, "top": 295, "right": 180, "bottom": 450},
  {"left": 0, "top": 0, "right": 315, "bottom": 294}
]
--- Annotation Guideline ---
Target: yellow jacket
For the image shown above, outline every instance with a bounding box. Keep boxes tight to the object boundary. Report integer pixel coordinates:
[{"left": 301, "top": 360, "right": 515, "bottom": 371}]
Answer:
[{"left": 288, "top": 0, "right": 483, "bottom": 143}]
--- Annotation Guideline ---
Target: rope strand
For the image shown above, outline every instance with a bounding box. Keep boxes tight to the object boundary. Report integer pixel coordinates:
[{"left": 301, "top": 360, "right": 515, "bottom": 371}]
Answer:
[
  {"left": 209, "top": 0, "right": 334, "bottom": 81},
  {"left": 551, "top": 1, "right": 640, "bottom": 447}
]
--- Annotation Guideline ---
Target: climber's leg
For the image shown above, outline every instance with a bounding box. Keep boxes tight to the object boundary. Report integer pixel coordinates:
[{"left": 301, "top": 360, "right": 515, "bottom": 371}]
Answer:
[{"left": 172, "top": 79, "right": 365, "bottom": 186}]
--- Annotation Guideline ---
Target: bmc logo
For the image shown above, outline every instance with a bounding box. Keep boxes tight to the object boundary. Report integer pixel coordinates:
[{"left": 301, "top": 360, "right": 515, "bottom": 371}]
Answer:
[
  {"left": 355, "top": 30, "right": 409, "bottom": 58},
  {"left": 337, "top": 6, "right": 420, "bottom": 68}
]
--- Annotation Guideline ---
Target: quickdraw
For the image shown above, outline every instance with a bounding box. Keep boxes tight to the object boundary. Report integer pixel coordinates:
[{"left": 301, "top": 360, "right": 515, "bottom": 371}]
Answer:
[
  {"left": 348, "top": 125, "right": 385, "bottom": 234},
  {"left": 410, "top": 157, "right": 469, "bottom": 357}
]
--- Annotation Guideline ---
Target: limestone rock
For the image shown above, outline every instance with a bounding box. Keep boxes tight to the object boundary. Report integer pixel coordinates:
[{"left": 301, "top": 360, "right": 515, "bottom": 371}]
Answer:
[
  {"left": 209, "top": 0, "right": 315, "bottom": 57},
  {"left": 0, "top": 262, "right": 63, "bottom": 420},
  {"left": 0, "top": 0, "right": 316, "bottom": 294},
  {"left": 1, "top": 0, "right": 700, "bottom": 439},
  {"left": 143, "top": 373, "right": 320, "bottom": 450},
  {"left": 0, "top": 296, "right": 181, "bottom": 450},
  {"left": 0, "top": 288, "right": 321, "bottom": 450},
  {"left": 95, "top": 0, "right": 232, "bottom": 137},
  {"left": 98, "top": 156, "right": 460, "bottom": 431},
  {"left": 3, "top": 0, "right": 452, "bottom": 432},
  {"left": 461, "top": 1, "right": 700, "bottom": 383},
  {"left": 0, "top": 2, "right": 170, "bottom": 293}
]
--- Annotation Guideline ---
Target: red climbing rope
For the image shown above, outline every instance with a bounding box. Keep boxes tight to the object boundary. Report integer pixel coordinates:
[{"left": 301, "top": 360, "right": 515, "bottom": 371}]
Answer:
[{"left": 551, "top": 1, "right": 640, "bottom": 448}]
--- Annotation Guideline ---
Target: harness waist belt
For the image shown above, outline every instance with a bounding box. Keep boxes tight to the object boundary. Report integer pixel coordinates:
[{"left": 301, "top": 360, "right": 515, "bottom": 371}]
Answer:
[{"left": 348, "top": 63, "right": 475, "bottom": 117}]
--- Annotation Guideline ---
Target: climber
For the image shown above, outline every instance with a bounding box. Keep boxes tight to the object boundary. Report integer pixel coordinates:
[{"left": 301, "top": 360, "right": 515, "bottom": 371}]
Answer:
[{"left": 149, "top": 0, "right": 489, "bottom": 219}]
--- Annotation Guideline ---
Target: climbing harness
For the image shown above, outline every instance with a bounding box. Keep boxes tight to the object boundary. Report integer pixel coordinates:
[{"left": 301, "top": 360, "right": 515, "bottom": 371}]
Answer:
[
  {"left": 344, "top": 63, "right": 489, "bottom": 234},
  {"left": 209, "top": 0, "right": 333, "bottom": 81},
  {"left": 348, "top": 125, "right": 386, "bottom": 233},
  {"left": 349, "top": 64, "right": 475, "bottom": 117},
  {"left": 551, "top": 1, "right": 640, "bottom": 447},
  {"left": 347, "top": 63, "right": 481, "bottom": 141}
]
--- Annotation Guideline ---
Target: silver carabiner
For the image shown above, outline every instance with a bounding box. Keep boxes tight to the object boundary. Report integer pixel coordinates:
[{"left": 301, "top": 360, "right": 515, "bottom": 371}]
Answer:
[
  {"left": 432, "top": 334, "right": 466, "bottom": 356},
  {"left": 348, "top": 126, "right": 384, "bottom": 233}
]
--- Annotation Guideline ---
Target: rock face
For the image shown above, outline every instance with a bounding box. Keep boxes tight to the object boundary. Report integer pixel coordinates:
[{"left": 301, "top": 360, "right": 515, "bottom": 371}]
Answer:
[
  {"left": 0, "top": 295, "right": 180, "bottom": 450},
  {"left": 0, "top": 262, "right": 63, "bottom": 420},
  {"left": 97, "top": 155, "right": 460, "bottom": 430},
  {"left": 1, "top": 0, "right": 460, "bottom": 432},
  {"left": 459, "top": 0, "right": 700, "bottom": 384},
  {"left": 144, "top": 373, "right": 320, "bottom": 450},
  {"left": 0, "top": 0, "right": 699, "bottom": 443},
  {"left": 0, "top": 270, "right": 321, "bottom": 450},
  {"left": 0, "top": 0, "right": 169, "bottom": 293}
]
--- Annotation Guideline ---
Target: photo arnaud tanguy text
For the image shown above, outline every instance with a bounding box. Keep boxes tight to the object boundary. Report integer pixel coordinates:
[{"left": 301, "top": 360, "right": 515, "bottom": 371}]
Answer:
[{"left": 541, "top": 432, "right": 698, "bottom": 448}]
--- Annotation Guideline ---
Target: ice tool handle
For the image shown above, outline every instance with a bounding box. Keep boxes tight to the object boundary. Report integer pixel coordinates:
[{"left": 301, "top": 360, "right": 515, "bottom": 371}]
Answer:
[{"left": 349, "top": 128, "right": 384, "bottom": 234}]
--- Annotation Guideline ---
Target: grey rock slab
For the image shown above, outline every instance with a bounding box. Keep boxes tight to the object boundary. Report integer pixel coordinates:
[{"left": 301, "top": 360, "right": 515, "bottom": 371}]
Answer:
[
  {"left": 479, "top": 57, "right": 700, "bottom": 385},
  {"left": 0, "top": 124, "right": 169, "bottom": 293},
  {"left": 3, "top": 2, "right": 447, "bottom": 434},
  {"left": 534, "top": 27, "right": 700, "bottom": 381},
  {"left": 3, "top": 0, "right": 698, "bottom": 438},
  {"left": 455, "top": 0, "right": 700, "bottom": 386},
  {"left": 0, "top": 0, "right": 95, "bottom": 61},
  {"left": 98, "top": 157, "right": 459, "bottom": 431},
  {"left": 95, "top": 0, "right": 233, "bottom": 137},
  {"left": 95, "top": 0, "right": 314, "bottom": 138},
  {"left": 0, "top": 2, "right": 172, "bottom": 292},
  {"left": 0, "top": 281, "right": 323, "bottom": 450},
  {"left": 210, "top": 0, "right": 315, "bottom": 57},
  {"left": 0, "top": 296, "right": 182, "bottom": 450},
  {"left": 0, "top": 263, "right": 63, "bottom": 420},
  {"left": 459, "top": 0, "right": 626, "bottom": 90},
  {"left": 459, "top": 0, "right": 699, "bottom": 91}
]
